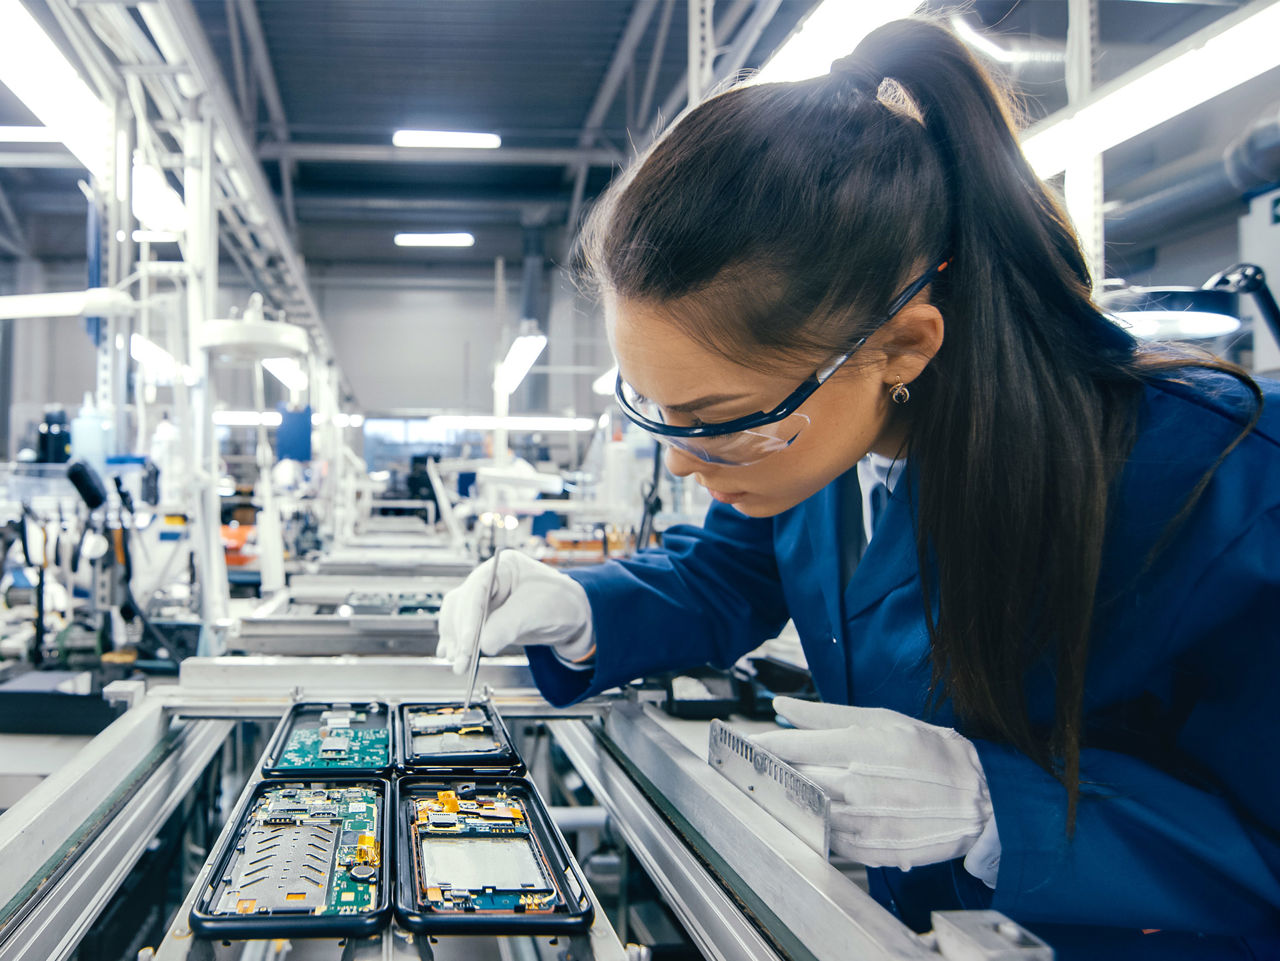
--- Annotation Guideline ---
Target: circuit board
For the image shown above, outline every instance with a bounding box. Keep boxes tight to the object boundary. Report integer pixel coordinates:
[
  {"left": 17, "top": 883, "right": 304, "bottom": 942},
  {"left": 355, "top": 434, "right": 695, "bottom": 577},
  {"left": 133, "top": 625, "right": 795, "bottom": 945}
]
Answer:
[
  {"left": 209, "top": 785, "right": 381, "bottom": 919},
  {"left": 405, "top": 705, "right": 502, "bottom": 757},
  {"left": 275, "top": 706, "right": 390, "bottom": 771},
  {"left": 410, "top": 786, "right": 562, "bottom": 915}
]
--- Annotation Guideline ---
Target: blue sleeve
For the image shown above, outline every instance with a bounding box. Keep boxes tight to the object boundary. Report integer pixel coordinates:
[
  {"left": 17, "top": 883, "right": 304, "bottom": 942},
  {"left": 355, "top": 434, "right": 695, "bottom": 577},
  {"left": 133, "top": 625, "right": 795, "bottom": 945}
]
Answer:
[
  {"left": 973, "top": 505, "right": 1280, "bottom": 937},
  {"left": 527, "top": 501, "right": 790, "bottom": 706}
]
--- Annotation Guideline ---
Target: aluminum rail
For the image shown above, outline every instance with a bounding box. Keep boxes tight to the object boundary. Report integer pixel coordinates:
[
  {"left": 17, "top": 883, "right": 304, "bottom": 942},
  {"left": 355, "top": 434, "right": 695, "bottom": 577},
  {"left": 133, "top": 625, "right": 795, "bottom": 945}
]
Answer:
[
  {"left": 552, "top": 702, "right": 1047, "bottom": 961},
  {"left": 0, "top": 702, "right": 232, "bottom": 961}
]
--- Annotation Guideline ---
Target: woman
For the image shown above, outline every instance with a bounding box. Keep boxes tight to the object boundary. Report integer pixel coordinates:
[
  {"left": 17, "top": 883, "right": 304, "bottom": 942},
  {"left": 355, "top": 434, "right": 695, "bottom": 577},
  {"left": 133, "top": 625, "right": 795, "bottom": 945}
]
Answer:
[{"left": 439, "top": 17, "right": 1280, "bottom": 958}]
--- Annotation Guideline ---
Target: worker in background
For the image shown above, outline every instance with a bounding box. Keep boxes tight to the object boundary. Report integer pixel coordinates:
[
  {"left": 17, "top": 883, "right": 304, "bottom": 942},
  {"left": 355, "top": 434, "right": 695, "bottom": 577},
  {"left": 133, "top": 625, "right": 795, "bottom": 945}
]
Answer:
[{"left": 439, "top": 18, "right": 1280, "bottom": 959}]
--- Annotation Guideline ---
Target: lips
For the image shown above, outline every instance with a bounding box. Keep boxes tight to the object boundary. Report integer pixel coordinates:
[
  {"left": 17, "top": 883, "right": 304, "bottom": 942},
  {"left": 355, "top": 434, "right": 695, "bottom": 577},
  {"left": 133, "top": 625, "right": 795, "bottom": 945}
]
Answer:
[{"left": 706, "top": 488, "right": 747, "bottom": 503}]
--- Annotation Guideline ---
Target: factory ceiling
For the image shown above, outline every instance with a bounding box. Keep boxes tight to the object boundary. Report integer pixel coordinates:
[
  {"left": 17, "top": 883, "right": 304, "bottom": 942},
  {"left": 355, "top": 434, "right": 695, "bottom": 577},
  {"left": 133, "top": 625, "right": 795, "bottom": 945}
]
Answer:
[{"left": 0, "top": 0, "right": 1275, "bottom": 279}]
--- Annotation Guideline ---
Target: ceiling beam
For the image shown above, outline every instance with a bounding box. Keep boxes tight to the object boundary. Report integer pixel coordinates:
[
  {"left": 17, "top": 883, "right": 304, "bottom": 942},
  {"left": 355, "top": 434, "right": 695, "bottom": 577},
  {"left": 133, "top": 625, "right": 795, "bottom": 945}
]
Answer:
[
  {"left": 565, "top": 0, "right": 661, "bottom": 228},
  {"left": 0, "top": 151, "right": 80, "bottom": 169},
  {"left": 257, "top": 142, "right": 624, "bottom": 167},
  {"left": 235, "top": 0, "right": 297, "bottom": 236},
  {"left": 648, "top": 0, "right": 754, "bottom": 135}
]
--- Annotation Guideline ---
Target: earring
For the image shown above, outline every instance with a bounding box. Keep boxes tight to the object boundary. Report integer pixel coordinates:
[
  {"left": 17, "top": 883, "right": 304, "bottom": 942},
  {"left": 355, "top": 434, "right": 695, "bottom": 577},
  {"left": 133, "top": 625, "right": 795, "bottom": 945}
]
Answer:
[{"left": 889, "top": 377, "right": 911, "bottom": 405}]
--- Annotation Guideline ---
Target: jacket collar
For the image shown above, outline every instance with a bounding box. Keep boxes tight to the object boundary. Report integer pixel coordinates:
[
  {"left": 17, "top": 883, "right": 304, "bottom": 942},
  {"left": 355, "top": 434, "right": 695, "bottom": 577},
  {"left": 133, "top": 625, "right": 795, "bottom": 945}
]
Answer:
[{"left": 804, "top": 465, "right": 921, "bottom": 632}]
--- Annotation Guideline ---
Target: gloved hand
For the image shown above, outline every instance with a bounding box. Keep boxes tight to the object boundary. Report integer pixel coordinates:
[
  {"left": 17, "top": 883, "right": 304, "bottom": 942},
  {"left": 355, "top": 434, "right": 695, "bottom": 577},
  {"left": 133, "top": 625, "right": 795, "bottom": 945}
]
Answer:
[
  {"left": 436, "top": 551, "right": 594, "bottom": 674},
  {"left": 750, "top": 697, "right": 994, "bottom": 872}
]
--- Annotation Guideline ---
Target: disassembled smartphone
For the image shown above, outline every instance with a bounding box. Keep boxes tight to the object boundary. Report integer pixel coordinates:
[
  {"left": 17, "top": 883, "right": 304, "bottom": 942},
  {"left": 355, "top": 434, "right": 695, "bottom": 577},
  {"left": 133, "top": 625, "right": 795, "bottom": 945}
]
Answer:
[
  {"left": 395, "top": 776, "right": 593, "bottom": 933},
  {"left": 262, "top": 702, "right": 392, "bottom": 777},
  {"left": 397, "top": 701, "right": 523, "bottom": 775},
  {"left": 190, "top": 779, "right": 390, "bottom": 938}
]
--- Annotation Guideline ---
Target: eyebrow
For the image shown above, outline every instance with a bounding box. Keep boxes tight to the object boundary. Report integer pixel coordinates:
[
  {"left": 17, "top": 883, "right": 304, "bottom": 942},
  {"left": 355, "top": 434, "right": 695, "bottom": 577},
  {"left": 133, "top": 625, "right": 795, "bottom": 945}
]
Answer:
[{"left": 659, "top": 391, "right": 755, "bottom": 415}]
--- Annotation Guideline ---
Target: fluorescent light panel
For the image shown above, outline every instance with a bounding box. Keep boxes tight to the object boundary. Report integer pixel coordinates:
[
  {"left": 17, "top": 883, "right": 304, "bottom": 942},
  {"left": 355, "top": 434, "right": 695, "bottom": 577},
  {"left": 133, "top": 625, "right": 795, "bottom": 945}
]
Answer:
[
  {"left": 262, "top": 356, "right": 309, "bottom": 392},
  {"left": 1115, "top": 310, "right": 1241, "bottom": 341},
  {"left": 1022, "top": 0, "right": 1280, "bottom": 177},
  {"left": 0, "top": 125, "right": 57, "bottom": 143},
  {"left": 751, "top": 0, "right": 921, "bottom": 85},
  {"left": 592, "top": 365, "right": 618, "bottom": 396},
  {"left": 394, "top": 232, "right": 475, "bottom": 248},
  {"left": 493, "top": 332, "right": 547, "bottom": 395},
  {"left": 393, "top": 129, "right": 501, "bottom": 149},
  {"left": 0, "top": 0, "right": 110, "bottom": 179}
]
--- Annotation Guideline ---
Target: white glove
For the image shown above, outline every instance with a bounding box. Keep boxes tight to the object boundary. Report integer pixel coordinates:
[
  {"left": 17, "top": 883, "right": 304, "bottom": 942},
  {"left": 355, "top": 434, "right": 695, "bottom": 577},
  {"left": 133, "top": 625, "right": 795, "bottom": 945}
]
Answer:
[
  {"left": 436, "top": 552, "right": 594, "bottom": 674},
  {"left": 750, "top": 697, "right": 994, "bottom": 872}
]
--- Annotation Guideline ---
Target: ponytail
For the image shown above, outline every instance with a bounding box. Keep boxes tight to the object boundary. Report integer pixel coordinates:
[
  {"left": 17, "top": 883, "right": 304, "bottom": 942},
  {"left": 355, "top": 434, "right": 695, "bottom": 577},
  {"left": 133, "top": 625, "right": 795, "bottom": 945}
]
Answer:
[{"left": 575, "top": 17, "right": 1261, "bottom": 835}]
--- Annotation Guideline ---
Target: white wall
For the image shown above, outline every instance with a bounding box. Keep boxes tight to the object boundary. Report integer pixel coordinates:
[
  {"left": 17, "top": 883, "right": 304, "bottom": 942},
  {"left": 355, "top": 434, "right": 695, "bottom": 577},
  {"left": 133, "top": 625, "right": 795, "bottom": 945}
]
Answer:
[{"left": 310, "top": 264, "right": 613, "bottom": 418}]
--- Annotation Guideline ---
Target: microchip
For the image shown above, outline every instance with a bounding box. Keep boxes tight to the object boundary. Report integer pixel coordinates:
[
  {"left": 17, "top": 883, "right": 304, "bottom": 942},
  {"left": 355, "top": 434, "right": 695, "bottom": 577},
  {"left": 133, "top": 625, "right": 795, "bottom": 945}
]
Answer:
[{"left": 320, "top": 736, "right": 350, "bottom": 757}]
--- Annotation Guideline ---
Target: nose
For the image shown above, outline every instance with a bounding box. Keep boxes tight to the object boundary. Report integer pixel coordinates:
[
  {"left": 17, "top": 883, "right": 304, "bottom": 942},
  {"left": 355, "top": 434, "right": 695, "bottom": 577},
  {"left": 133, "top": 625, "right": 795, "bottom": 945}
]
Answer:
[{"left": 664, "top": 444, "right": 701, "bottom": 478}]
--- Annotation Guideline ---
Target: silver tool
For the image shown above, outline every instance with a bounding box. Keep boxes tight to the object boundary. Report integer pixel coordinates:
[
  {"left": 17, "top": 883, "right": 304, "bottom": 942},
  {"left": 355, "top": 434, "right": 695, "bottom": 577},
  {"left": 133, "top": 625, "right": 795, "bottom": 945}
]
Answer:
[
  {"left": 461, "top": 548, "right": 503, "bottom": 710},
  {"left": 707, "top": 718, "right": 831, "bottom": 855}
]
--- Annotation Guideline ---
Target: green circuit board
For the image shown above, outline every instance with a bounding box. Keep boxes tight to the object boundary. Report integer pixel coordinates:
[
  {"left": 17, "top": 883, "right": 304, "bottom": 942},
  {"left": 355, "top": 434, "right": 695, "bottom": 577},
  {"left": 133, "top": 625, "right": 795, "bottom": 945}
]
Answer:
[
  {"left": 210, "top": 785, "right": 381, "bottom": 918},
  {"left": 275, "top": 706, "right": 390, "bottom": 771},
  {"left": 410, "top": 787, "right": 561, "bottom": 916}
]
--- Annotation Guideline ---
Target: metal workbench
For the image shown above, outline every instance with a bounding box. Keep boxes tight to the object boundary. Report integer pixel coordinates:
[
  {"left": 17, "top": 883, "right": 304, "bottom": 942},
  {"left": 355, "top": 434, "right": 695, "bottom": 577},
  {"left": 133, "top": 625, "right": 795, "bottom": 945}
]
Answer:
[
  {"left": 231, "top": 575, "right": 464, "bottom": 655},
  {"left": 0, "top": 656, "right": 1051, "bottom": 961}
]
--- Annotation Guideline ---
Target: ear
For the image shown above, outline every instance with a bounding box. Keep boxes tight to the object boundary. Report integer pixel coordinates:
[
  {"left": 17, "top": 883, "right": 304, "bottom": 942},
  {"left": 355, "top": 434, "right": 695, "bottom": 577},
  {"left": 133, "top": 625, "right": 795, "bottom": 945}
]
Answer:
[{"left": 873, "top": 304, "right": 944, "bottom": 386}]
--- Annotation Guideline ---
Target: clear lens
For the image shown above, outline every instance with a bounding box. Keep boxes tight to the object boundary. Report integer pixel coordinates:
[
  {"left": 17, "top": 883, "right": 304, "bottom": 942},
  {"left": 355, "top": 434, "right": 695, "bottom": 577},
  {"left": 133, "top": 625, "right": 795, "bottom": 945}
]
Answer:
[
  {"left": 656, "top": 413, "right": 809, "bottom": 465},
  {"left": 617, "top": 379, "right": 809, "bottom": 466}
]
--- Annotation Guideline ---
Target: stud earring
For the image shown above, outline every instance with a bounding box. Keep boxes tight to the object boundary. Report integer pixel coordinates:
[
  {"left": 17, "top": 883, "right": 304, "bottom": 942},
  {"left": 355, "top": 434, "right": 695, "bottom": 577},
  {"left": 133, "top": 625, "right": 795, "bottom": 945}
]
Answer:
[{"left": 889, "top": 377, "right": 911, "bottom": 405}]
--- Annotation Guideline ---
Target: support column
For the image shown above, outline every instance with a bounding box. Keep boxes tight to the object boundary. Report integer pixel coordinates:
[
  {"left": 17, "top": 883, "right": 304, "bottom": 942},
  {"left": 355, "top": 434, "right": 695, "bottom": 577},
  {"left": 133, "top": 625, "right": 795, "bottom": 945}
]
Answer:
[
  {"left": 184, "top": 103, "right": 230, "bottom": 629},
  {"left": 1063, "top": 0, "right": 1103, "bottom": 287}
]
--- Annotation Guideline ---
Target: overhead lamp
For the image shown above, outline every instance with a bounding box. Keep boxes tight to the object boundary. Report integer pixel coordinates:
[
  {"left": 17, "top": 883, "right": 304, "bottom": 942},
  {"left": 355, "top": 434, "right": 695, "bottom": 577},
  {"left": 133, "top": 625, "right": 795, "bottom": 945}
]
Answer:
[
  {"left": 592, "top": 365, "right": 618, "bottom": 396},
  {"left": 1022, "top": 0, "right": 1280, "bottom": 177},
  {"left": 393, "top": 130, "right": 502, "bottom": 149},
  {"left": 949, "top": 16, "right": 1062, "bottom": 65},
  {"left": 0, "top": 125, "right": 58, "bottom": 143},
  {"left": 131, "top": 333, "right": 196, "bottom": 385},
  {"left": 394, "top": 232, "right": 476, "bottom": 248},
  {"left": 132, "top": 162, "right": 188, "bottom": 234},
  {"left": 1101, "top": 264, "right": 1279, "bottom": 343},
  {"left": 493, "top": 321, "right": 547, "bottom": 395},
  {"left": 751, "top": 0, "right": 922, "bottom": 85},
  {"left": 262, "top": 356, "right": 309, "bottom": 393},
  {"left": 0, "top": 287, "right": 134, "bottom": 321},
  {"left": 0, "top": 0, "right": 110, "bottom": 179}
]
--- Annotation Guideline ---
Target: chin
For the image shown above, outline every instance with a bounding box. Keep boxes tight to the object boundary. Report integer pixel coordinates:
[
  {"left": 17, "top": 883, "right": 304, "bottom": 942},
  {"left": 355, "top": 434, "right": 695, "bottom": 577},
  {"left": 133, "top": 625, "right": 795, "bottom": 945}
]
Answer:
[{"left": 725, "top": 495, "right": 791, "bottom": 519}]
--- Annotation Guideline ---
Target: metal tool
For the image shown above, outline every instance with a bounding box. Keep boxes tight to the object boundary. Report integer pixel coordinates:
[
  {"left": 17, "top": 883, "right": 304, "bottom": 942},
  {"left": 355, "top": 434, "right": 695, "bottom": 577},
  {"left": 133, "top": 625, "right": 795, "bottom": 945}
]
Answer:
[
  {"left": 461, "top": 547, "right": 504, "bottom": 710},
  {"left": 707, "top": 718, "right": 831, "bottom": 855}
]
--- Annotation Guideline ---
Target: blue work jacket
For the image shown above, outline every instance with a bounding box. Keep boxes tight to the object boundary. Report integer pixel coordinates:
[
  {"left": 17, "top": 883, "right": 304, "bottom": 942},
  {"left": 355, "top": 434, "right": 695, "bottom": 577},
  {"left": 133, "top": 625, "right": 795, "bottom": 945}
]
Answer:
[{"left": 528, "top": 370, "right": 1280, "bottom": 959}]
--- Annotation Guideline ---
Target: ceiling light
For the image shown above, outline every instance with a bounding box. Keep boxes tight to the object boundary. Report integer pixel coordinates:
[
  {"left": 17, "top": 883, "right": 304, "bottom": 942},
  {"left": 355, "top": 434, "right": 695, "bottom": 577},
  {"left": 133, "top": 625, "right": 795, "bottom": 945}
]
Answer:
[
  {"left": 493, "top": 323, "right": 547, "bottom": 395},
  {"left": 1021, "top": 0, "right": 1280, "bottom": 177},
  {"left": 592, "top": 365, "right": 618, "bottom": 396},
  {"left": 132, "top": 162, "right": 187, "bottom": 234},
  {"left": 1101, "top": 286, "right": 1241, "bottom": 341},
  {"left": 751, "top": 0, "right": 922, "bottom": 85},
  {"left": 0, "top": 125, "right": 57, "bottom": 143},
  {"left": 394, "top": 232, "right": 475, "bottom": 248},
  {"left": 130, "top": 333, "right": 192, "bottom": 384},
  {"left": 393, "top": 129, "right": 502, "bottom": 149},
  {"left": 0, "top": 0, "right": 111, "bottom": 179},
  {"left": 262, "top": 356, "right": 309, "bottom": 392}
]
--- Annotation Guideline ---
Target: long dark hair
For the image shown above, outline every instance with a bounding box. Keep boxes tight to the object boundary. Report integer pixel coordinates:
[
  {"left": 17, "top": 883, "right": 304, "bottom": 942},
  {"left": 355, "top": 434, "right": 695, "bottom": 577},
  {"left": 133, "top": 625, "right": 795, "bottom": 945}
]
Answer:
[{"left": 574, "top": 18, "right": 1261, "bottom": 829}]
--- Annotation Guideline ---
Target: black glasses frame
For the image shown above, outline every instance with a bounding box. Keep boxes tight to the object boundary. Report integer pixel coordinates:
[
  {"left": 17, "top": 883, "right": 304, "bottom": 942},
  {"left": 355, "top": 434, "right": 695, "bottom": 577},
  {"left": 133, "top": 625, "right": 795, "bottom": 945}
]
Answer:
[{"left": 614, "top": 258, "right": 950, "bottom": 440}]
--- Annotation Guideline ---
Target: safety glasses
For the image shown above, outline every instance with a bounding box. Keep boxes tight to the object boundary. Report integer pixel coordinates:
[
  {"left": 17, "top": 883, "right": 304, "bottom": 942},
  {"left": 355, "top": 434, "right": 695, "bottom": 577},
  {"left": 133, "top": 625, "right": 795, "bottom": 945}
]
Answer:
[{"left": 614, "top": 259, "right": 949, "bottom": 466}]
